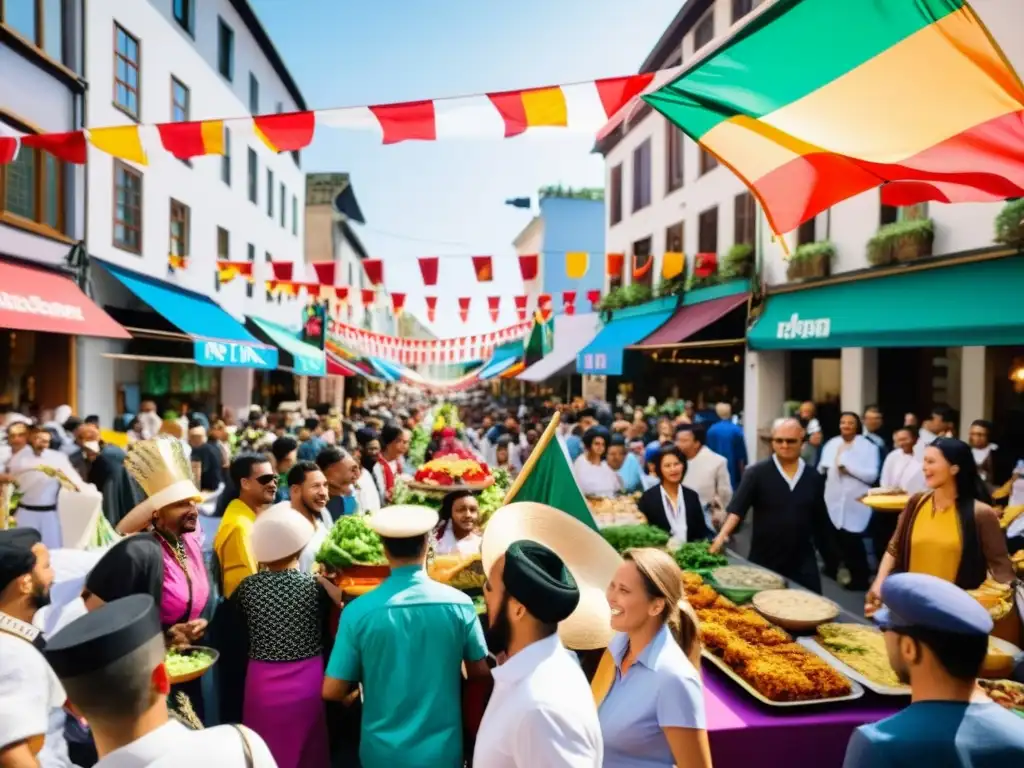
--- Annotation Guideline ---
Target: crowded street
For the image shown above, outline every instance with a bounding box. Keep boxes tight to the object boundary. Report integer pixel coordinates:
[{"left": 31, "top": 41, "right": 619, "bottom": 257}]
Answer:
[{"left": 3, "top": 1, "right": 1024, "bottom": 767}]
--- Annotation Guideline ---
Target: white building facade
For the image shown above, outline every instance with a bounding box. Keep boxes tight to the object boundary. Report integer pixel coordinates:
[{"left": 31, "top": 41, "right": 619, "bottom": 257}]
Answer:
[
  {"left": 601, "top": 0, "right": 1024, "bottom": 460},
  {"left": 80, "top": 0, "right": 308, "bottom": 423}
]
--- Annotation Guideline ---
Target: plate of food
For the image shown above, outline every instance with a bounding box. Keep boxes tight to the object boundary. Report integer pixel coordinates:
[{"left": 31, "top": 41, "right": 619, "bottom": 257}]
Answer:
[
  {"left": 967, "top": 578, "right": 1015, "bottom": 622},
  {"left": 165, "top": 646, "right": 219, "bottom": 684},
  {"left": 982, "top": 637, "right": 1024, "bottom": 679},
  {"left": 588, "top": 496, "right": 646, "bottom": 528},
  {"left": 799, "top": 623, "right": 910, "bottom": 696},
  {"left": 978, "top": 679, "right": 1024, "bottom": 717},
  {"left": 407, "top": 455, "right": 495, "bottom": 492},
  {"left": 752, "top": 590, "right": 840, "bottom": 632},
  {"left": 707, "top": 565, "right": 787, "bottom": 604},
  {"left": 858, "top": 489, "right": 911, "bottom": 512}
]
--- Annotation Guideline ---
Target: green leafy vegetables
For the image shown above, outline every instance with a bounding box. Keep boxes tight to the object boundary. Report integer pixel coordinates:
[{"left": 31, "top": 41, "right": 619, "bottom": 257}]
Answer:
[
  {"left": 599, "top": 524, "right": 669, "bottom": 554},
  {"left": 391, "top": 468, "right": 511, "bottom": 525},
  {"left": 165, "top": 649, "right": 215, "bottom": 678},
  {"left": 673, "top": 541, "right": 728, "bottom": 572},
  {"left": 315, "top": 515, "right": 387, "bottom": 570},
  {"left": 407, "top": 425, "right": 430, "bottom": 468}
]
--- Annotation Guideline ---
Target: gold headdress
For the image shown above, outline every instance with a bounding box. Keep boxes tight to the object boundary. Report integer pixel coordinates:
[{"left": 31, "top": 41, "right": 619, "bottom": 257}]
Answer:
[{"left": 124, "top": 436, "right": 201, "bottom": 515}]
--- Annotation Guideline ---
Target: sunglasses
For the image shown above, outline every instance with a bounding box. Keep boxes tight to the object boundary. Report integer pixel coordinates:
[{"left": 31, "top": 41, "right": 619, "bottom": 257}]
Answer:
[
  {"left": 772, "top": 437, "right": 800, "bottom": 445},
  {"left": 254, "top": 474, "right": 278, "bottom": 486}
]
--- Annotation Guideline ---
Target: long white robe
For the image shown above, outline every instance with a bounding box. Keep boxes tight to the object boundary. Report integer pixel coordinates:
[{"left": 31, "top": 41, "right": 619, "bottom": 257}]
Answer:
[
  {"left": 9, "top": 449, "right": 87, "bottom": 550},
  {"left": 820, "top": 435, "right": 879, "bottom": 533}
]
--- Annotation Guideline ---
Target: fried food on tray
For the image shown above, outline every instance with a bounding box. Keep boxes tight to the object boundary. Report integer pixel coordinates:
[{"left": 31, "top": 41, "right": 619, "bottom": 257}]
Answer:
[
  {"left": 682, "top": 571, "right": 704, "bottom": 594},
  {"left": 722, "top": 638, "right": 760, "bottom": 666},
  {"left": 743, "top": 658, "right": 816, "bottom": 701},
  {"left": 688, "top": 585, "right": 722, "bottom": 610},
  {"left": 699, "top": 622, "right": 732, "bottom": 652}
]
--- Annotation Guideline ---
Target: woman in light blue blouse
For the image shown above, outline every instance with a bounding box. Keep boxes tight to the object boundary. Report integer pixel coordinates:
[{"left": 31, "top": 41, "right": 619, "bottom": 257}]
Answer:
[{"left": 597, "top": 547, "right": 712, "bottom": 768}]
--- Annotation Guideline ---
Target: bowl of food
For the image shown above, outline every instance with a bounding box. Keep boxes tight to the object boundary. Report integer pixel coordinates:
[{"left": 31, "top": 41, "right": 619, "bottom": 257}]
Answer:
[
  {"left": 752, "top": 589, "right": 840, "bottom": 632},
  {"left": 707, "top": 565, "right": 786, "bottom": 604},
  {"left": 978, "top": 679, "right": 1024, "bottom": 717},
  {"left": 982, "top": 637, "right": 1023, "bottom": 679},
  {"left": 165, "top": 646, "right": 219, "bottom": 685}
]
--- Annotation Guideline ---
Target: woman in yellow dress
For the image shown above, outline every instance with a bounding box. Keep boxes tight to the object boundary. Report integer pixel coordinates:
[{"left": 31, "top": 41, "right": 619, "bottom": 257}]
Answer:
[{"left": 866, "top": 437, "right": 1018, "bottom": 643}]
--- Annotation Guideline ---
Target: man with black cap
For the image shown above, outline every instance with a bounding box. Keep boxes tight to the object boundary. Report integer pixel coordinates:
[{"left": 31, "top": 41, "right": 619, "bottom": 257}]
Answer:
[
  {"left": 0, "top": 528, "right": 73, "bottom": 767},
  {"left": 844, "top": 573, "right": 1024, "bottom": 767},
  {"left": 475, "top": 540, "right": 602, "bottom": 767},
  {"left": 44, "top": 595, "right": 277, "bottom": 766}
]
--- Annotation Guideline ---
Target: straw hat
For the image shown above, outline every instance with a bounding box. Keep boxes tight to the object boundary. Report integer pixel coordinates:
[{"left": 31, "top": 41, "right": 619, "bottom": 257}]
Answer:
[
  {"left": 251, "top": 502, "right": 315, "bottom": 563},
  {"left": 123, "top": 436, "right": 202, "bottom": 516},
  {"left": 367, "top": 505, "right": 439, "bottom": 538},
  {"left": 482, "top": 502, "right": 623, "bottom": 651}
]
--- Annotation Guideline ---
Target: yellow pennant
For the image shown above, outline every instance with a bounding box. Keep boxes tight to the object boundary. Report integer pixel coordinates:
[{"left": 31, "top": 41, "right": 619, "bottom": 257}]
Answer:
[{"left": 565, "top": 251, "right": 589, "bottom": 280}]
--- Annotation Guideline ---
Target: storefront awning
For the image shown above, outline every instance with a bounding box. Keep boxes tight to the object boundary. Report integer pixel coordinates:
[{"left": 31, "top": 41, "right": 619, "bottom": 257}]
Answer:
[
  {"left": 577, "top": 297, "right": 676, "bottom": 375},
  {"left": 748, "top": 253, "right": 1024, "bottom": 350},
  {"left": 97, "top": 261, "right": 277, "bottom": 369},
  {"left": 519, "top": 313, "right": 601, "bottom": 382},
  {"left": 368, "top": 357, "right": 402, "bottom": 382},
  {"left": 248, "top": 317, "right": 326, "bottom": 376},
  {"left": 635, "top": 290, "right": 749, "bottom": 348},
  {"left": 326, "top": 353, "right": 355, "bottom": 377},
  {"left": 0, "top": 259, "right": 129, "bottom": 339},
  {"left": 478, "top": 340, "right": 524, "bottom": 380}
]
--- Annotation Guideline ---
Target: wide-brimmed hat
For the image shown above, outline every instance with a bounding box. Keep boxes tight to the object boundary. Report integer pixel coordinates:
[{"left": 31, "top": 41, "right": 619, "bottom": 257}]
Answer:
[
  {"left": 123, "top": 437, "right": 202, "bottom": 517},
  {"left": 482, "top": 502, "right": 623, "bottom": 650},
  {"left": 367, "top": 505, "right": 439, "bottom": 538},
  {"left": 251, "top": 503, "right": 315, "bottom": 563}
]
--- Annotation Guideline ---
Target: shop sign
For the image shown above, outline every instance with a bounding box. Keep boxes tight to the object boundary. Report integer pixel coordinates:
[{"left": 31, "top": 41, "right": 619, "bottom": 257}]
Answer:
[
  {"left": 776, "top": 313, "right": 831, "bottom": 341},
  {"left": 193, "top": 340, "right": 278, "bottom": 370},
  {"left": 295, "top": 355, "right": 327, "bottom": 376},
  {"left": 580, "top": 352, "right": 608, "bottom": 371},
  {"left": 0, "top": 290, "right": 85, "bottom": 321}
]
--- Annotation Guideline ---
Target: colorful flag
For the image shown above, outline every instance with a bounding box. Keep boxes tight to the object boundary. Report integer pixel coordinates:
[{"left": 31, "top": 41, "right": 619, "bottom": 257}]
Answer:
[
  {"left": 518, "top": 254, "right": 538, "bottom": 281},
  {"left": 562, "top": 291, "right": 576, "bottom": 315},
  {"left": 271, "top": 262, "right": 294, "bottom": 282},
  {"left": 335, "top": 286, "right": 349, "bottom": 303},
  {"left": 168, "top": 254, "right": 188, "bottom": 271},
  {"left": 216, "top": 261, "right": 253, "bottom": 284},
  {"left": 458, "top": 297, "right": 471, "bottom": 323},
  {"left": 694, "top": 253, "right": 718, "bottom": 278},
  {"left": 644, "top": 0, "right": 1024, "bottom": 234},
  {"left": 0, "top": 136, "right": 16, "bottom": 164},
  {"left": 89, "top": 126, "right": 147, "bottom": 165},
  {"left": 254, "top": 112, "right": 316, "bottom": 153},
  {"left": 586, "top": 289, "right": 602, "bottom": 308},
  {"left": 513, "top": 295, "right": 528, "bottom": 322},
  {"left": 391, "top": 293, "right": 406, "bottom": 316},
  {"left": 22, "top": 131, "right": 88, "bottom": 163},
  {"left": 632, "top": 254, "right": 653, "bottom": 280},
  {"left": 487, "top": 86, "right": 568, "bottom": 138},
  {"left": 157, "top": 120, "right": 224, "bottom": 160},
  {"left": 662, "top": 251, "right": 685, "bottom": 280},
  {"left": 361, "top": 288, "right": 375, "bottom": 306},
  {"left": 368, "top": 101, "right": 436, "bottom": 144},
  {"left": 606, "top": 252, "right": 624, "bottom": 278},
  {"left": 565, "top": 251, "right": 589, "bottom": 280},
  {"left": 363, "top": 259, "right": 384, "bottom": 286},
  {"left": 504, "top": 413, "right": 597, "bottom": 531},
  {"left": 487, "top": 296, "right": 500, "bottom": 323},
  {"left": 425, "top": 296, "right": 438, "bottom": 323},
  {"left": 312, "top": 263, "right": 336, "bottom": 286},
  {"left": 418, "top": 256, "right": 439, "bottom": 286},
  {"left": 472, "top": 256, "right": 493, "bottom": 282}
]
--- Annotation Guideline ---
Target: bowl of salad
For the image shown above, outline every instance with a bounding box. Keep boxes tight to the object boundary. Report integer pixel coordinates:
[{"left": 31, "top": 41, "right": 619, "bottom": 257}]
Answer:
[{"left": 165, "top": 646, "right": 219, "bottom": 685}]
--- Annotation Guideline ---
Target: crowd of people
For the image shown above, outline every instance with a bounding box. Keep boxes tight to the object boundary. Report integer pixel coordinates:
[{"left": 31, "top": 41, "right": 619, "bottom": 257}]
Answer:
[{"left": 1, "top": 390, "right": 1023, "bottom": 767}]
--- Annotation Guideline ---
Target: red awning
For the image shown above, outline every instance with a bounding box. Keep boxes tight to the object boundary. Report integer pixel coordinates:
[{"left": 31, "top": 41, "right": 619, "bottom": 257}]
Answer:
[
  {"left": 0, "top": 260, "right": 130, "bottom": 338},
  {"left": 635, "top": 293, "right": 748, "bottom": 347},
  {"left": 326, "top": 353, "right": 356, "bottom": 377}
]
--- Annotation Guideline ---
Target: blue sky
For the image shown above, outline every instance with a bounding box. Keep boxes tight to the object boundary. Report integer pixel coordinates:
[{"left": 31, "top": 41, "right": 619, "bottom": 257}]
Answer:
[{"left": 251, "top": 0, "right": 681, "bottom": 335}]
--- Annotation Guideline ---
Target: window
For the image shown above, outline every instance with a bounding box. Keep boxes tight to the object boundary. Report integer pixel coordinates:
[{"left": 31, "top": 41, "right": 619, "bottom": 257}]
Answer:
[
  {"left": 880, "top": 203, "right": 899, "bottom": 226},
  {"left": 171, "top": 77, "right": 189, "bottom": 122},
  {"left": 217, "top": 18, "right": 234, "bottom": 81},
  {"left": 699, "top": 147, "right": 718, "bottom": 176},
  {"left": 173, "top": 0, "right": 194, "bottom": 36},
  {"left": 113, "top": 23, "right": 141, "bottom": 119},
  {"left": 666, "top": 222, "right": 684, "bottom": 254},
  {"left": 292, "top": 195, "right": 298, "bottom": 236},
  {"left": 169, "top": 199, "right": 189, "bottom": 259},
  {"left": 734, "top": 192, "right": 756, "bottom": 246},
  {"left": 0, "top": 134, "right": 64, "bottom": 233},
  {"left": 732, "top": 0, "right": 754, "bottom": 23},
  {"left": 698, "top": 206, "right": 719, "bottom": 254},
  {"left": 631, "top": 139, "right": 651, "bottom": 212},
  {"left": 221, "top": 128, "right": 231, "bottom": 185},
  {"left": 279, "top": 183, "right": 285, "bottom": 227},
  {"left": 112, "top": 161, "right": 142, "bottom": 253},
  {"left": 246, "top": 243, "right": 255, "bottom": 298},
  {"left": 2, "top": 0, "right": 64, "bottom": 63},
  {"left": 797, "top": 218, "right": 816, "bottom": 246},
  {"left": 609, "top": 164, "right": 623, "bottom": 225},
  {"left": 666, "top": 124, "right": 684, "bottom": 193},
  {"left": 217, "top": 227, "right": 229, "bottom": 260},
  {"left": 249, "top": 73, "right": 259, "bottom": 115},
  {"left": 694, "top": 11, "right": 715, "bottom": 50},
  {"left": 632, "top": 237, "right": 654, "bottom": 289},
  {"left": 247, "top": 148, "right": 257, "bottom": 203},
  {"left": 266, "top": 169, "right": 273, "bottom": 217}
]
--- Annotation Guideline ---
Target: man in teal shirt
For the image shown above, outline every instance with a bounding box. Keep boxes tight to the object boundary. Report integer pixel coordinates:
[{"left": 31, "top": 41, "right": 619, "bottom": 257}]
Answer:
[{"left": 323, "top": 505, "right": 490, "bottom": 767}]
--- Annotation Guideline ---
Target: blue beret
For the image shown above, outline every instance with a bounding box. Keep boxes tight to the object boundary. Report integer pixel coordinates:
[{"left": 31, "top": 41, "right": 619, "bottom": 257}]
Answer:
[{"left": 875, "top": 573, "right": 993, "bottom": 636}]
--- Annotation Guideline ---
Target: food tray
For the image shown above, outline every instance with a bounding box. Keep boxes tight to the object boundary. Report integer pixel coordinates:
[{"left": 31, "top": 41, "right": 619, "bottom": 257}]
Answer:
[
  {"left": 797, "top": 637, "right": 910, "bottom": 697},
  {"left": 167, "top": 646, "right": 220, "bottom": 685},
  {"left": 406, "top": 479, "right": 494, "bottom": 493},
  {"left": 858, "top": 493, "right": 910, "bottom": 512},
  {"left": 701, "top": 648, "right": 865, "bottom": 707}
]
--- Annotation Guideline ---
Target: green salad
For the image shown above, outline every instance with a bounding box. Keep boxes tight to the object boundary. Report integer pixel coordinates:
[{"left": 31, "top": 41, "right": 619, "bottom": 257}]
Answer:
[
  {"left": 600, "top": 524, "right": 669, "bottom": 554},
  {"left": 315, "top": 514, "right": 387, "bottom": 570},
  {"left": 673, "top": 541, "right": 728, "bottom": 572},
  {"left": 165, "top": 649, "right": 214, "bottom": 678}
]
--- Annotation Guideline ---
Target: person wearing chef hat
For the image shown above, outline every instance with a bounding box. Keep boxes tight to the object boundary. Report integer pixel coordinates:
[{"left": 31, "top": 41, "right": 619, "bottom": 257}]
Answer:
[{"left": 323, "top": 505, "right": 490, "bottom": 768}]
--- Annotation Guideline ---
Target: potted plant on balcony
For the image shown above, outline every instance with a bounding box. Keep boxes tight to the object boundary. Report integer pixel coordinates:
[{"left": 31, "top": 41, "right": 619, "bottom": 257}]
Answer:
[
  {"left": 723, "top": 243, "right": 754, "bottom": 278},
  {"left": 598, "top": 283, "right": 653, "bottom": 317},
  {"left": 868, "top": 218, "right": 934, "bottom": 265},
  {"left": 786, "top": 241, "right": 835, "bottom": 281},
  {"left": 995, "top": 198, "right": 1024, "bottom": 248}
]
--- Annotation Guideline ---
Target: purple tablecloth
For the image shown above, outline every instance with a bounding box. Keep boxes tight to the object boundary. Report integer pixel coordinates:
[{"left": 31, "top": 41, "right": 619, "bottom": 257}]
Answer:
[{"left": 704, "top": 661, "right": 903, "bottom": 767}]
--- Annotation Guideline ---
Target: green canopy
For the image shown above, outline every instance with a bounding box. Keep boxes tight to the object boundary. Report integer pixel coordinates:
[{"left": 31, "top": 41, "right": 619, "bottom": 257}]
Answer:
[{"left": 250, "top": 317, "right": 326, "bottom": 375}]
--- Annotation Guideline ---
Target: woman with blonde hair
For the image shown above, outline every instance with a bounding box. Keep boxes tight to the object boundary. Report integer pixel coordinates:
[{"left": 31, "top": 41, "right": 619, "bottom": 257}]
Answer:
[{"left": 595, "top": 547, "right": 712, "bottom": 767}]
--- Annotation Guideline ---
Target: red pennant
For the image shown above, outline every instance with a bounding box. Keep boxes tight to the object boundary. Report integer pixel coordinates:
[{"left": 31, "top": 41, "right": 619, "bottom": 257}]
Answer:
[
  {"left": 458, "top": 297, "right": 471, "bottom": 323},
  {"left": 271, "top": 262, "right": 294, "bottom": 281},
  {"left": 22, "top": 131, "right": 88, "bottom": 164},
  {"left": 362, "top": 259, "right": 384, "bottom": 286},
  {"left": 418, "top": 256, "right": 439, "bottom": 286},
  {"left": 594, "top": 74, "right": 655, "bottom": 118},
  {"left": 586, "top": 289, "right": 602, "bottom": 308},
  {"left": 518, "top": 254, "right": 538, "bottom": 281},
  {"left": 361, "top": 289, "right": 375, "bottom": 306},
  {"left": 487, "top": 296, "right": 500, "bottom": 323},
  {"left": 0, "top": 137, "right": 17, "bottom": 164},
  {"left": 369, "top": 101, "right": 436, "bottom": 144},
  {"left": 312, "top": 263, "right": 336, "bottom": 286},
  {"left": 513, "top": 295, "right": 528, "bottom": 322},
  {"left": 253, "top": 111, "right": 316, "bottom": 152},
  {"left": 391, "top": 293, "right": 406, "bottom": 315},
  {"left": 606, "top": 252, "right": 625, "bottom": 278},
  {"left": 538, "top": 294, "right": 552, "bottom": 312},
  {"left": 425, "top": 296, "right": 438, "bottom": 323},
  {"left": 472, "top": 256, "right": 493, "bottom": 282},
  {"left": 335, "top": 286, "right": 349, "bottom": 302},
  {"left": 562, "top": 291, "right": 576, "bottom": 315},
  {"left": 694, "top": 252, "right": 718, "bottom": 278}
]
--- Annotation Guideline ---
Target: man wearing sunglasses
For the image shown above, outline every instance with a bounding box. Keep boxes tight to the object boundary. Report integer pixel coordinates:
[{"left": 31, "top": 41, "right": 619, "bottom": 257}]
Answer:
[
  {"left": 709, "top": 418, "right": 828, "bottom": 593},
  {"left": 214, "top": 453, "right": 279, "bottom": 598}
]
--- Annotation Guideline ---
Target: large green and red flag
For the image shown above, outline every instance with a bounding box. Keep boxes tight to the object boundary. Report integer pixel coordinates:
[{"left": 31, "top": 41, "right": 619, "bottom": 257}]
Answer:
[{"left": 643, "top": 0, "right": 1024, "bottom": 235}]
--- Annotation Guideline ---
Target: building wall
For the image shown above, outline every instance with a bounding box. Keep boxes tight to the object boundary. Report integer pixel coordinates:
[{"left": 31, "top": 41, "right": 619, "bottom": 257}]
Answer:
[{"left": 539, "top": 196, "right": 606, "bottom": 315}]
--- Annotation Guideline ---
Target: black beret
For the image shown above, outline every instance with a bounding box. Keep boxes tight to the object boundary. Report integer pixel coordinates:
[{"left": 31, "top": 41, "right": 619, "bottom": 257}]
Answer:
[
  {"left": 45, "top": 594, "right": 162, "bottom": 679},
  {"left": 0, "top": 528, "right": 42, "bottom": 592},
  {"left": 504, "top": 540, "right": 579, "bottom": 624}
]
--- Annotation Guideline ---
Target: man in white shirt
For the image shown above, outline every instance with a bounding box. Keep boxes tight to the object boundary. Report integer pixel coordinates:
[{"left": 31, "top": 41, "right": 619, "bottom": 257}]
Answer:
[
  {"left": 0, "top": 528, "right": 74, "bottom": 768},
  {"left": 476, "top": 540, "right": 602, "bottom": 768},
  {"left": 880, "top": 427, "right": 928, "bottom": 494},
  {"left": 914, "top": 405, "right": 955, "bottom": 461},
  {"left": 44, "top": 594, "right": 277, "bottom": 767},
  {"left": 675, "top": 425, "right": 733, "bottom": 529}
]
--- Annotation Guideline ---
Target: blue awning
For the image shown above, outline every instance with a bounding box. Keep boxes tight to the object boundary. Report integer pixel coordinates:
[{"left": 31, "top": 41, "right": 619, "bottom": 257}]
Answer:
[
  {"left": 577, "top": 297, "right": 677, "bottom": 375},
  {"left": 248, "top": 317, "right": 326, "bottom": 376},
  {"left": 477, "top": 340, "right": 523, "bottom": 380},
  {"left": 368, "top": 357, "right": 401, "bottom": 382},
  {"left": 98, "top": 260, "right": 277, "bottom": 370}
]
